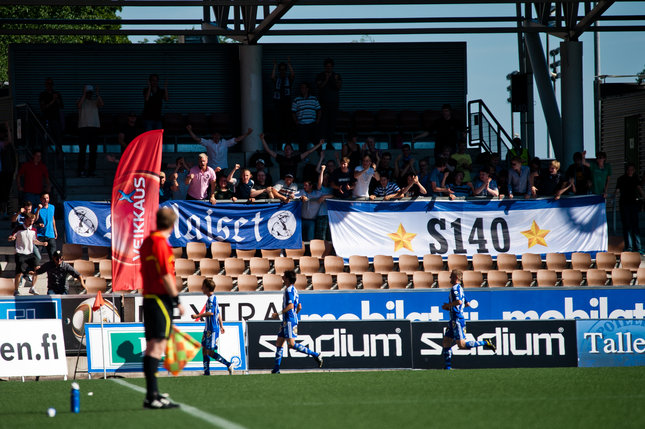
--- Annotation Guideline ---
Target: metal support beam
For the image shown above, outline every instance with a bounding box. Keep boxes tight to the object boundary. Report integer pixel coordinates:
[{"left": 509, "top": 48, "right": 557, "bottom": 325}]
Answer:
[
  {"left": 560, "top": 40, "right": 584, "bottom": 165},
  {"left": 570, "top": 0, "right": 614, "bottom": 40},
  {"left": 247, "top": 0, "right": 297, "bottom": 44}
]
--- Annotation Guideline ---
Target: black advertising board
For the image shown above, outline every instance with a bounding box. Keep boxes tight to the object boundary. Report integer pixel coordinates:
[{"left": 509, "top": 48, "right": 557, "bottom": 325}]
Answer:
[
  {"left": 61, "top": 295, "right": 123, "bottom": 354},
  {"left": 247, "top": 320, "right": 413, "bottom": 370},
  {"left": 412, "top": 320, "right": 578, "bottom": 369}
]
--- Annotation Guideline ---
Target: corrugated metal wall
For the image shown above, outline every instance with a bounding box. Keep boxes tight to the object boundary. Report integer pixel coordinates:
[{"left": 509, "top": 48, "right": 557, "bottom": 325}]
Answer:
[{"left": 600, "top": 91, "right": 645, "bottom": 193}]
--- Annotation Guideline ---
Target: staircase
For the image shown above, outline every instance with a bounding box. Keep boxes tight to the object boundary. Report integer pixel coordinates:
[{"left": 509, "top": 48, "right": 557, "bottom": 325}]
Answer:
[{"left": 467, "top": 99, "right": 513, "bottom": 159}]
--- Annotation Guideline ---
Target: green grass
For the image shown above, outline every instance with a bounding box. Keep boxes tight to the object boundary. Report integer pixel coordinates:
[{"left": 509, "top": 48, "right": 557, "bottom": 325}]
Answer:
[{"left": 1, "top": 367, "right": 644, "bottom": 429}]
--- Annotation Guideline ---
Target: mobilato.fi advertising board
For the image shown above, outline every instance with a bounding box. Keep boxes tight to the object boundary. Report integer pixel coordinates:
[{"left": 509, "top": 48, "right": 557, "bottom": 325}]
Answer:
[{"left": 577, "top": 319, "right": 645, "bottom": 367}]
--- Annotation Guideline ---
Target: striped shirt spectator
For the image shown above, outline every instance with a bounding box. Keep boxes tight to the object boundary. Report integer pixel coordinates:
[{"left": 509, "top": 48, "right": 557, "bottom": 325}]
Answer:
[{"left": 292, "top": 95, "right": 321, "bottom": 125}]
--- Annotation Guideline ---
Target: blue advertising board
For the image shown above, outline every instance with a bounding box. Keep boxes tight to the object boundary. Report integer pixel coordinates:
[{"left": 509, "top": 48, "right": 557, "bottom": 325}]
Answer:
[
  {"left": 0, "top": 297, "right": 61, "bottom": 320},
  {"left": 577, "top": 319, "right": 645, "bottom": 367}
]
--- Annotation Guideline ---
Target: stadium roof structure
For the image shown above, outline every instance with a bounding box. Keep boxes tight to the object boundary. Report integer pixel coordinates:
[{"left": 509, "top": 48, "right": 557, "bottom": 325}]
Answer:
[{"left": 1, "top": 1, "right": 644, "bottom": 43}]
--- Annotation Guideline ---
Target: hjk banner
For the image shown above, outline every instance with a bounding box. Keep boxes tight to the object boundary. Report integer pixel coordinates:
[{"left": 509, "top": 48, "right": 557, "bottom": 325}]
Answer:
[
  {"left": 64, "top": 201, "right": 303, "bottom": 250},
  {"left": 328, "top": 195, "right": 607, "bottom": 259},
  {"left": 111, "top": 130, "right": 163, "bottom": 291}
]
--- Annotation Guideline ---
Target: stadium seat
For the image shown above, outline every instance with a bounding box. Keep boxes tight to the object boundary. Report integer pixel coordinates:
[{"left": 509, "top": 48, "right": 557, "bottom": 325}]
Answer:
[
  {"left": 486, "top": 270, "right": 509, "bottom": 287},
  {"left": 595, "top": 252, "right": 617, "bottom": 272},
  {"left": 561, "top": 269, "right": 583, "bottom": 286},
  {"left": 236, "top": 249, "right": 257, "bottom": 259},
  {"left": 536, "top": 269, "right": 558, "bottom": 287},
  {"left": 496, "top": 253, "right": 518, "bottom": 272},
  {"left": 249, "top": 257, "right": 271, "bottom": 276},
  {"left": 324, "top": 255, "right": 345, "bottom": 274},
  {"left": 412, "top": 271, "right": 434, "bottom": 288},
  {"left": 387, "top": 272, "right": 409, "bottom": 289},
  {"left": 472, "top": 254, "right": 494, "bottom": 273},
  {"left": 0, "top": 278, "right": 15, "bottom": 296},
  {"left": 99, "top": 259, "right": 112, "bottom": 280},
  {"left": 199, "top": 259, "right": 221, "bottom": 277},
  {"left": 74, "top": 260, "right": 96, "bottom": 278},
  {"left": 213, "top": 274, "right": 234, "bottom": 291},
  {"left": 294, "top": 274, "right": 308, "bottom": 290},
  {"left": 337, "top": 272, "right": 358, "bottom": 290},
  {"left": 298, "top": 256, "right": 321, "bottom": 276},
  {"left": 236, "top": 274, "right": 259, "bottom": 292},
  {"left": 224, "top": 258, "right": 246, "bottom": 277},
  {"left": 261, "top": 274, "right": 283, "bottom": 291},
  {"left": 571, "top": 252, "right": 593, "bottom": 273},
  {"left": 172, "top": 247, "right": 184, "bottom": 259},
  {"left": 285, "top": 244, "right": 306, "bottom": 260},
  {"left": 211, "top": 242, "right": 232, "bottom": 260},
  {"left": 586, "top": 269, "right": 608, "bottom": 286},
  {"left": 261, "top": 248, "right": 283, "bottom": 260},
  {"left": 422, "top": 254, "right": 444, "bottom": 274},
  {"left": 85, "top": 277, "right": 107, "bottom": 294},
  {"left": 175, "top": 258, "right": 197, "bottom": 279},
  {"left": 373, "top": 255, "right": 394, "bottom": 273},
  {"left": 620, "top": 251, "right": 641, "bottom": 272},
  {"left": 62, "top": 243, "right": 83, "bottom": 263},
  {"left": 463, "top": 271, "right": 484, "bottom": 287},
  {"left": 187, "top": 275, "right": 206, "bottom": 293},
  {"left": 398, "top": 254, "right": 420, "bottom": 274},
  {"left": 312, "top": 273, "right": 334, "bottom": 290},
  {"left": 349, "top": 255, "right": 370, "bottom": 274},
  {"left": 511, "top": 270, "right": 533, "bottom": 287},
  {"left": 310, "top": 239, "right": 332, "bottom": 258},
  {"left": 88, "top": 245, "right": 110, "bottom": 262},
  {"left": 273, "top": 257, "right": 296, "bottom": 276},
  {"left": 637, "top": 267, "right": 645, "bottom": 285},
  {"left": 611, "top": 268, "right": 633, "bottom": 286},
  {"left": 521, "top": 253, "right": 543, "bottom": 272},
  {"left": 362, "top": 272, "right": 384, "bottom": 289},
  {"left": 447, "top": 254, "right": 468, "bottom": 271},
  {"left": 186, "top": 242, "right": 207, "bottom": 262},
  {"left": 437, "top": 271, "right": 451, "bottom": 288},
  {"left": 545, "top": 253, "right": 567, "bottom": 273}
]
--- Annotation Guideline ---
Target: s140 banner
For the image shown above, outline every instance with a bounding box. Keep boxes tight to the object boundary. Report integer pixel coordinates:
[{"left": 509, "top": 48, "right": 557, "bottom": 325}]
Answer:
[
  {"left": 328, "top": 195, "right": 607, "bottom": 259},
  {"left": 65, "top": 200, "right": 303, "bottom": 249}
]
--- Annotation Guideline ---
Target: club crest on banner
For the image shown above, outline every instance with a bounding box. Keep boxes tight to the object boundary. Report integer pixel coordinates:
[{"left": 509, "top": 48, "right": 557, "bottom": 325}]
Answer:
[
  {"left": 68, "top": 206, "right": 99, "bottom": 237},
  {"left": 268, "top": 210, "right": 297, "bottom": 240}
]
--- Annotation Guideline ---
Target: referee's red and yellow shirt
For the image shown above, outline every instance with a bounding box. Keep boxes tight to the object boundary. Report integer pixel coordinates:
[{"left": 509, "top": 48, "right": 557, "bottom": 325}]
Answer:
[{"left": 140, "top": 231, "right": 175, "bottom": 295}]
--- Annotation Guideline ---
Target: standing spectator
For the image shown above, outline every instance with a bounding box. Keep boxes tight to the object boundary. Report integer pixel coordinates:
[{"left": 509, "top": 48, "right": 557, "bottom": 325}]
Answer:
[
  {"left": 185, "top": 153, "right": 218, "bottom": 204},
  {"left": 140, "top": 207, "right": 183, "bottom": 409},
  {"left": 260, "top": 134, "right": 322, "bottom": 181},
  {"left": 416, "top": 159, "right": 432, "bottom": 191},
  {"left": 412, "top": 104, "right": 464, "bottom": 160},
  {"left": 158, "top": 172, "right": 172, "bottom": 203},
  {"left": 169, "top": 156, "right": 191, "bottom": 200},
  {"left": 35, "top": 250, "right": 85, "bottom": 295},
  {"left": 227, "top": 164, "right": 266, "bottom": 202},
  {"left": 118, "top": 112, "right": 142, "bottom": 153},
  {"left": 186, "top": 124, "right": 252, "bottom": 173},
  {"left": 315, "top": 58, "right": 342, "bottom": 147},
  {"left": 370, "top": 175, "right": 402, "bottom": 201},
  {"left": 253, "top": 158, "right": 273, "bottom": 186},
  {"left": 39, "top": 78, "right": 64, "bottom": 150},
  {"left": 376, "top": 152, "right": 395, "bottom": 181},
  {"left": 401, "top": 173, "right": 428, "bottom": 198},
  {"left": 17, "top": 150, "right": 50, "bottom": 208},
  {"left": 298, "top": 179, "right": 324, "bottom": 242},
  {"left": 428, "top": 159, "right": 453, "bottom": 197},
  {"left": 271, "top": 59, "right": 295, "bottom": 145},
  {"left": 615, "top": 163, "right": 644, "bottom": 253},
  {"left": 330, "top": 157, "right": 354, "bottom": 199},
  {"left": 253, "top": 170, "right": 273, "bottom": 200},
  {"left": 362, "top": 136, "right": 382, "bottom": 162},
  {"left": 508, "top": 156, "right": 534, "bottom": 198},
  {"left": 0, "top": 122, "right": 16, "bottom": 217},
  {"left": 142, "top": 74, "right": 168, "bottom": 131},
  {"left": 314, "top": 165, "right": 334, "bottom": 241},
  {"left": 585, "top": 151, "right": 612, "bottom": 198},
  {"left": 447, "top": 170, "right": 475, "bottom": 198},
  {"left": 565, "top": 152, "right": 593, "bottom": 195},
  {"left": 212, "top": 175, "right": 236, "bottom": 202},
  {"left": 76, "top": 84, "right": 103, "bottom": 177},
  {"left": 353, "top": 154, "right": 380, "bottom": 199},
  {"left": 394, "top": 144, "right": 416, "bottom": 184},
  {"left": 291, "top": 83, "right": 321, "bottom": 151},
  {"left": 8, "top": 213, "right": 47, "bottom": 296},
  {"left": 271, "top": 173, "right": 299, "bottom": 203},
  {"left": 36, "top": 192, "right": 57, "bottom": 261},
  {"left": 534, "top": 160, "right": 571, "bottom": 199},
  {"left": 473, "top": 168, "right": 499, "bottom": 198},
  {"left": 450, "top": 141, "right": 472, "bottom": 183},
  {"left": 342, "top": 134, "right": 362, "bottom": 171},
  {"left": 506, "top": 136, "right": 529, "bottom": 166}
]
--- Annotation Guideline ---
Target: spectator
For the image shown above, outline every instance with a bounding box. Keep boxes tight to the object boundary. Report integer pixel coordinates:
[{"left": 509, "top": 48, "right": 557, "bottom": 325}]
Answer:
[
  {"left": 353, "top": 154, "right": 380, "bottom": 199},
  {"left": 17, "top": 150, "right": 50, "bottom": 211},
  {"left": 253, "top": 170, "right": 273, "bottom": 200},
  {"left": 508, "top": 156, "right": 535, "bottom": 198},
  {"left": 376, "top": 151, "right": 395, "bottom": 181},
  {"left": 473, "top": 168, "right": 499, "bottom": 198},
  {"left": 8, "top": 213, "right": 47, "bottom": 295},
  {"left": 260, "top": 133, "right": 322, "bottom": 181},
  {"left": 39, "top": 78, "right": 64, "bottom": 150},
  {"left": 450, "top": 141, "right": 472, "bottom": 183},
  {"left": 212, "top": 174, "right": 236, "bottom": 202},
  {"left": 370, "top": 175, "right": 402, "bottom": 201},
  {"left": 169, "top": 156, "right": 192, "bottom": 200},
  {"left": 330, "top": 157, "right": 354, "bottom": 199},
  {"left": 292, "top": 83, "right": 321, "bottom": 151},
  {"left": 314, "top": 165, "right": 334, "bottom": 241},
  {"left": 585, "top": 151, "right": 612, "bottom": 198},
  {"left": 507, "top": 136, "right": 529, "bottom": 166},
  {"left": 413, "top": 104, "right": 464, "bottom": 160},
  {"left": 417, "top": 159, "right": 432, "bottom": 191},
  {"left": 401, "top": 173, "right": 428, "bottom": 198},
  {"left": 428, "top": 159, "right": 453, "bottom": 197},
  {"left": 35, "top": 250, "right": 85, "bottom": 295},
  {"left": 253, "top": 158, "right": 273, "bottom": 186},
  {"left": 534, "top": 160, "right": 571, "bottom": 199},
  {"left": 186, "top": 124, "right": 252, "bottom": 173},
  {"left": 76, "top": 84, "right": 103, "bottom": 177},
  {"left": 394, "top": 144, "right": 416, "bottom": 184},
  {"left": 342, "top": 133, "right": 362, "bottom": 171},
  {"left": 227, "top": 164, "right": 266, "bottom": 202},
  {"left": 118, "top": 112, "right": 142, "bottom": 153},
  {"left": 185, "top": 153, "right": 218, "bottom": 204},
  {"left": 362, "top": 137, "right": 381, "bottom": 162},
  {"left": 315, "top": 58, "right": 342, "bottom": 147},
  {"left": 271, "top": 173, "right": 299, "bottom": 203},
  {"left": 565, "top": 152, "right": 593, "bottom": 195},
  {"left": 36, "top": 192, "right": 57, "bottom": 261},
  {"left": 159, "top": 172, "right": 172, "bottom": 203},
  {"left": 0, "top": 122, "right": 16, "bottom": 217},
  {"left": 11, "top": 200, "right": 42, "bottom": 265},
  {"left": 298, "top": 179, "right": 324, "bottom": 242},
  {"left": 142, "top": 74, "right": 168, "bottom": 131},
  {"left": 447, "top": 170, "right": 475, "bottom": 199},
  {"left": 271, "top": 59, "right": 295, "bottom": 145},
  {"left": 615, "top": 163, "right": 644, "bottom": 253}
]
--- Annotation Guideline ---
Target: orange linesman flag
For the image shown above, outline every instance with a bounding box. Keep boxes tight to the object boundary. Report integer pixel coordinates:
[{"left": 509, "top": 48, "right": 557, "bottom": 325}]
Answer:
[
  {"left": 92, "top": 290, "right": 106, "bottom": 312},
  {"left": 164, "top": 326, "right": 202, "bottom": 376}
]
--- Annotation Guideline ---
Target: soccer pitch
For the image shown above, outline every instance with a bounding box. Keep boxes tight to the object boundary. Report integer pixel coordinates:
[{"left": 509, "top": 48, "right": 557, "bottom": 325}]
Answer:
[{"left": 1, "top": 367, "right": 643, "bottom": 429}]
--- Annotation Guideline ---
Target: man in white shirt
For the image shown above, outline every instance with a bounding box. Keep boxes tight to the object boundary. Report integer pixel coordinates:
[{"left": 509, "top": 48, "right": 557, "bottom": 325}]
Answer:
[
  {"left": 8, "top": 213, "right": 48, "bottom": 295},
  {"left": 353, "top": 154, "right": 380, "bottom": 199},
  {"left": 186, "top": 124, "right": 252, "bottom": 172}
]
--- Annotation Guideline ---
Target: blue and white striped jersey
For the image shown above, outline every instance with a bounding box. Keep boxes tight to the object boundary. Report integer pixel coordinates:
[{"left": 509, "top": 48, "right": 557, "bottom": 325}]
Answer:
[
  {"left": 449, "top": 282, "right": 466, "bottom": 321},
  {"left": 204, "top": 294, "right": 220, "bottom": 333},
  {"left": 282, "top": 285, "right": 300, "bottom": 322}
]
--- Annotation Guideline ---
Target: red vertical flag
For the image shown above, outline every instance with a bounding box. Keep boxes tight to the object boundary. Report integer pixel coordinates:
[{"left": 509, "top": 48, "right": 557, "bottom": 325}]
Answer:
[{"left": 111, "top": 130, "right": 163, "bottom": 291}]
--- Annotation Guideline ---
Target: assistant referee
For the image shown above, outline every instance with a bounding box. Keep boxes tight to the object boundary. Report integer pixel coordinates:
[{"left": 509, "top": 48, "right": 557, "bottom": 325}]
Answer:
[{"left": 140, "top": 207, "right": 184, "bottom": 409}]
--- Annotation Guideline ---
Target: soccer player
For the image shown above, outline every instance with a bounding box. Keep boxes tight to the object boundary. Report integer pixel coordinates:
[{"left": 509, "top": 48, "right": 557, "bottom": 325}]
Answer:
[
  {"left": 140, "top": 207, "right": 184, "bottom": 409},
  {"left": 191, "top": 278, "right": 234, "bottom": 375},
  {"left": 441, "top": 269, "right": 496, "bottom": 370},
  {"left": 270, "top": 270, "right": 323, "bottom": 373}
]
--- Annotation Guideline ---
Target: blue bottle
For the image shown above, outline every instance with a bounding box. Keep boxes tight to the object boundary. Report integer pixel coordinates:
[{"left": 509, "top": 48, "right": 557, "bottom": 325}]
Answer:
[{"left": 70, "top": 382, "right": 80, "bottom": 413}]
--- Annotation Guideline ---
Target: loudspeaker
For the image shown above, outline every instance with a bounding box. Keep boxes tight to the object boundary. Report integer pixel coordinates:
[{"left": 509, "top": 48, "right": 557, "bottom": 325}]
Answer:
[{"left": 511, "top": 73, "right": 528, "bottom": 112}]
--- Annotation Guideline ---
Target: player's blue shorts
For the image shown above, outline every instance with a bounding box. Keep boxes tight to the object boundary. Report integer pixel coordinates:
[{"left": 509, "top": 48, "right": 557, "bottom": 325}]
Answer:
[
  {"left": 202, "top": 330, "right": 220, "bottom": 352},
  {"left": 277, "top": 319, "right": 298, "bottom": 339},
  {"left": 445, "top": 318, "right": 467, "bottom": 341}
]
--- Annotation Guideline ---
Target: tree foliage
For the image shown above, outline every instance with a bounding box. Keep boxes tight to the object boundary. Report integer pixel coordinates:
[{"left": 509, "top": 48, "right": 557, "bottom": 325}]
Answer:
[
  {"left": 638, "top": 65, "right": 645, "bottom": 85},
  {"left": 0, "top": 5, "right": 129, "bottom": 82}
]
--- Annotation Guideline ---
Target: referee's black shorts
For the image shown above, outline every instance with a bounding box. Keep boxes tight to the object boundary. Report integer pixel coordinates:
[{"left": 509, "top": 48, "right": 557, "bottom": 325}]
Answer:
[{"left": 143, "top": 294, "right": 174, "bottom": 340}]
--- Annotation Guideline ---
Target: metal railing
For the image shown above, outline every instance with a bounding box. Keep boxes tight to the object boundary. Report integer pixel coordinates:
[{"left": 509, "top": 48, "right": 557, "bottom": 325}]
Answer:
[{"left": 468, "top": 99, "right": 513, "bottom": 160}]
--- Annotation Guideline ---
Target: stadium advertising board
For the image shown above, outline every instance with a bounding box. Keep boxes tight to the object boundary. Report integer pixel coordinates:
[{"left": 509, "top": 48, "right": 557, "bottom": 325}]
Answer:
[
  {"left": 247, "top": 320, "right": 413, "bottom": 370},
  {"left": 85, "top": 322, "right": 246, "bottom": 373},
  {"left": 328, "top": 195, "right": 607, "bottom": 259},
  {"left": 135, "top": 288, "right": 645, "bottom": 324},
  {"left": 0, "top": 319, "right": 68, "bottom": 377},
  {"left": 61, "top": 295, "right": 123, "bottom": 354},
  {"left": 577, "top": 319, "right": 645, "bottom": 367},
  {"left": 65, "top": 200, "right": 303, "bottom": 249},
  {"left": 412, "top": 320, "right": 578, "bottom": 369},
  {"left": 0, "top": 297, "right": 61, "bottom": 320}
]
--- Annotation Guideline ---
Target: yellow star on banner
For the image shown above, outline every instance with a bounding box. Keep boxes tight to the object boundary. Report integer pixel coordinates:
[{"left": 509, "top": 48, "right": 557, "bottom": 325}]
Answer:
[
  {"left": 387, "top": 223, "right": 417, "bottom": 252},
  {"left": 521, "top": 220, "right": 550, "bottom": 248}
]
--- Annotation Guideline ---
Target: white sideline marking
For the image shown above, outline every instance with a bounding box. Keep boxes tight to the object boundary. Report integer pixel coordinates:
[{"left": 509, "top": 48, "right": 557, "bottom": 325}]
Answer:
[{"left": 112, "top": 378, "right": 247, "bottom": 429}]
